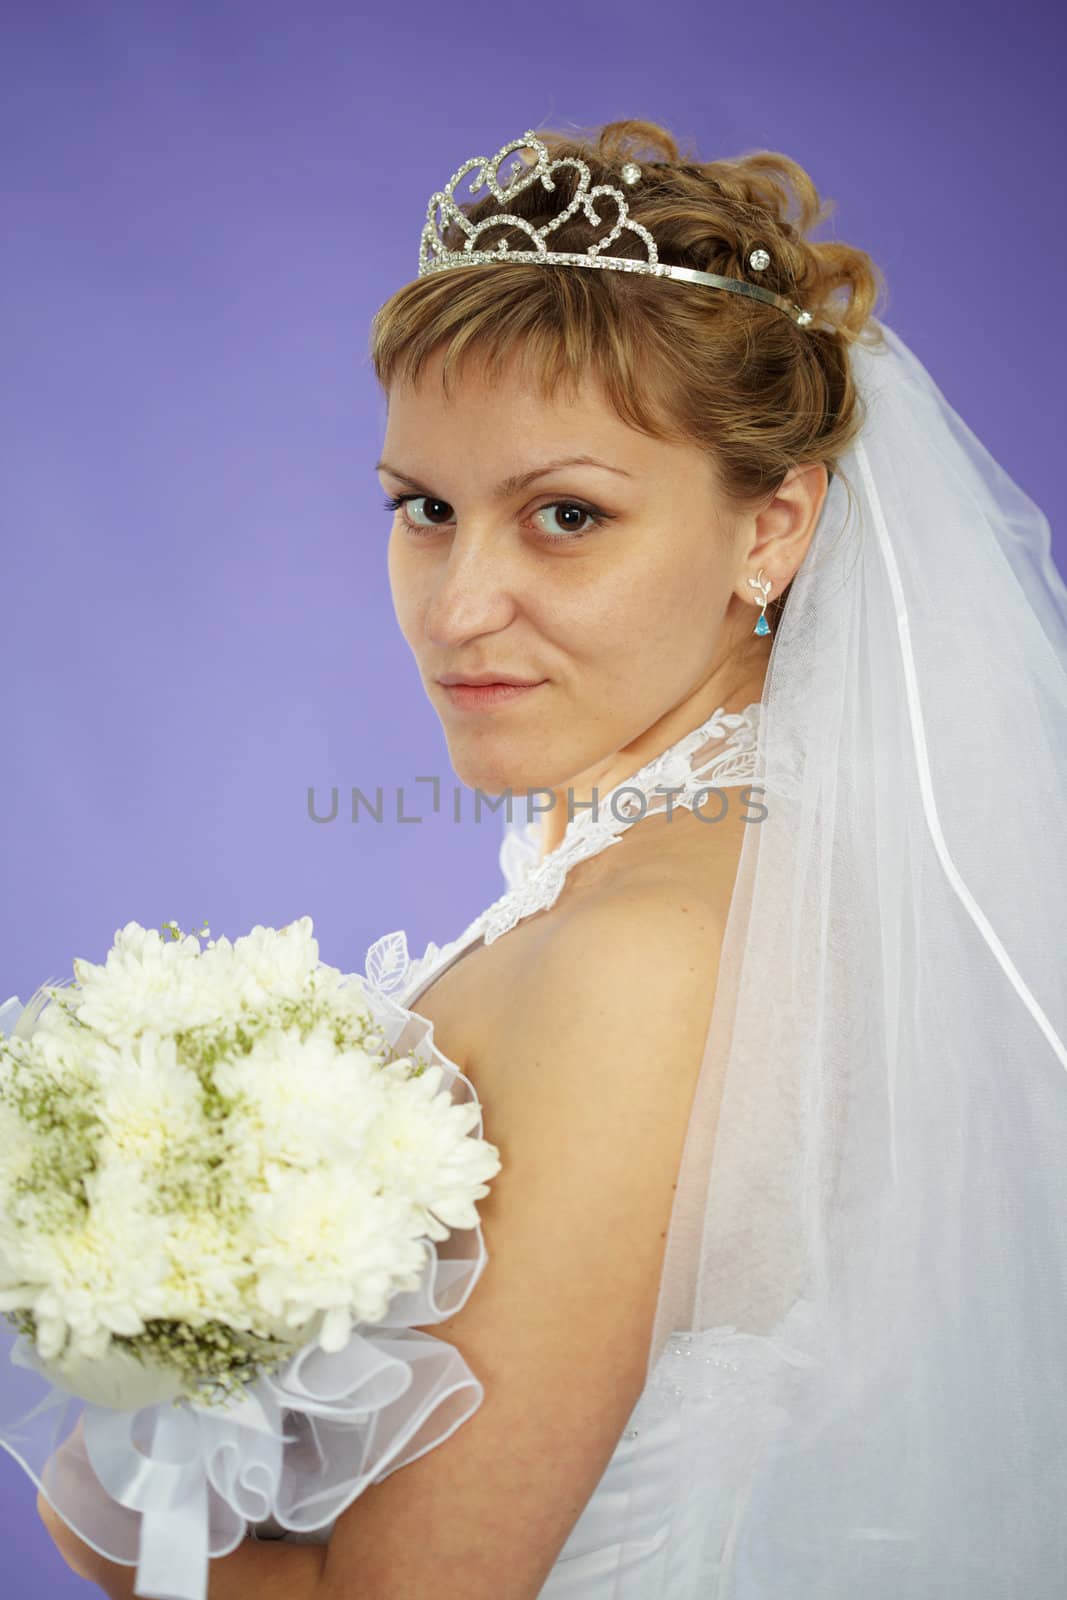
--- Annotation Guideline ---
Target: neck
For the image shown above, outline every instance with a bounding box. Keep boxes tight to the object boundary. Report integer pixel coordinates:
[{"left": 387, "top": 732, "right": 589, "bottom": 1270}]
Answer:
[{"left": 538, "top": 646, "right": 769, "bottom": 858}]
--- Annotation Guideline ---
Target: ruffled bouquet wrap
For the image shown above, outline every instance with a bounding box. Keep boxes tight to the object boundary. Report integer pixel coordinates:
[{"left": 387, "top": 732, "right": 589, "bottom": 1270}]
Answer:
[{"left": 0, "top": 918, "right": 501, "bottom": 1599}]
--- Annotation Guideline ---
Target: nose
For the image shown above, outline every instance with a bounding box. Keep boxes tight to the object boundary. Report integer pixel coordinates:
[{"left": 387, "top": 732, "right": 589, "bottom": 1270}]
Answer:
[{"left": 420, "top": 526, "right": 523, "bottom": 648}]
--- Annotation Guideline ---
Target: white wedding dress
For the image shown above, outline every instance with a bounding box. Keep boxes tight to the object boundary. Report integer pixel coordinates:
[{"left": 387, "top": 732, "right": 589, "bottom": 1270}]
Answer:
[{"left": 362, "top": 698, "right": 784, "bottom": 1596}]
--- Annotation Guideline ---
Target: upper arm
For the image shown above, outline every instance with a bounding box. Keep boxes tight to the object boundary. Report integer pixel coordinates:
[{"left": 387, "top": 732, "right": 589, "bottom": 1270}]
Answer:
[{"left": 319, "top": 883, "right": 725, "bottom": 1600}]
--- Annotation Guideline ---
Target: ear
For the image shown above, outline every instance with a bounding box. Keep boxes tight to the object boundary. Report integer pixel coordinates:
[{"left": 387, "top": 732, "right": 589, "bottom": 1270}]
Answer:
[{"left": 734, "top": 461, "right": 829, "bottom": 605}]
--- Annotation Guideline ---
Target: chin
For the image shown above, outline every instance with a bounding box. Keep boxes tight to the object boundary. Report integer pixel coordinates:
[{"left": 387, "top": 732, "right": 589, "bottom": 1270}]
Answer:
[
  {"left": 444, "top": 739, "right": 551, "bottom": 802},
  {"left": 447, "top": 746, "right": 527, "bottom": 796}
]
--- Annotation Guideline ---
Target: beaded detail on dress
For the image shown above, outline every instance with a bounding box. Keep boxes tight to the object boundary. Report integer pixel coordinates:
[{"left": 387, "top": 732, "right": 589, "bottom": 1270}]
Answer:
[
  {"left": 364, "top": 700, "right": 761, "bottom": 1011},
  {"left": 634, "top": 1294, "right": 820, "bottom": 1418}
]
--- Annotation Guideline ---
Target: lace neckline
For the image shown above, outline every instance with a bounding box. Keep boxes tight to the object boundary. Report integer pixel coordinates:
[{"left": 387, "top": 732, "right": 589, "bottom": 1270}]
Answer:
[
  {"left": 364, "top": 699, "right": 762, "bottom": 1009},
  {"left": 500, "top": 698, "right": 762, "bottom": 892}
]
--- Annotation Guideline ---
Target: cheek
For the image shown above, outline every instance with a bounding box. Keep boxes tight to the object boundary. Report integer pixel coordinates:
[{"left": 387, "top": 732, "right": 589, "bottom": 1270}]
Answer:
[
  {"left": 597, "top": 556, "right": 695, "bottom": 638},
  {"left": 521, "top": 551, "right": 685, "bottom": 657},
  {"left": 530, "top": 565, "right": 679, "bottom": 685},
  {"left": 386, "top": 534, "right": 421, "bottom": 638},
  {"left": 592, "top": 545, "right": 727, "bottom": 665},
  {"left": 649, "top": 535, "right": 728, "bottom": 620}
]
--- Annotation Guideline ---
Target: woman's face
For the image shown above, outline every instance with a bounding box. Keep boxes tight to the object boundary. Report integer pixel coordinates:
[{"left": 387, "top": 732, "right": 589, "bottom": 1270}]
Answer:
[{"left": 377, "top": 343, "right": 821, "bottom": 810}]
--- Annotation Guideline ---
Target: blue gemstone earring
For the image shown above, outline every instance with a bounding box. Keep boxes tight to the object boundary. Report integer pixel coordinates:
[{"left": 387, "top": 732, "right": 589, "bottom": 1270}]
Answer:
[{"left": 747, "top": 569, "right": 773, "bottom": 636}]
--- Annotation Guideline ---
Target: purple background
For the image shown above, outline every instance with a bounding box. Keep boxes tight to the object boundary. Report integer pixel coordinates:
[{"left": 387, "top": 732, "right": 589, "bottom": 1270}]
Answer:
[{"left": 2, "top": 1, "right": 1063, "bottom": 1590}]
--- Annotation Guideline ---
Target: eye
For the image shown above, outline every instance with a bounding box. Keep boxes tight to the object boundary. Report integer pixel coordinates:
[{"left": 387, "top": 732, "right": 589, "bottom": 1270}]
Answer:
[
  {"left": 382, "top": 493, "right": 453, "bottom": 532},
  {"left": 381, "top": 493, "right": 614, "bottom": 543},
  {"left": 532, "top": 502, "right": 606, "bottom": 540}
]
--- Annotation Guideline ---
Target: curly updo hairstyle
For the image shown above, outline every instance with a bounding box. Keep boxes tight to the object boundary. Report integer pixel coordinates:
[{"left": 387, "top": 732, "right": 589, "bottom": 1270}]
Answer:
[{"left": 369, "top": 118, "right": 887, "bottom": 631}]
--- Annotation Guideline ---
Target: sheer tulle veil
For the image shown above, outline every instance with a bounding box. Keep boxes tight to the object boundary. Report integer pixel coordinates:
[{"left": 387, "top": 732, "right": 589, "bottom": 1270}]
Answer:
[{"left": 505, "top": 318, "right": 1067, "bottom": 1594}]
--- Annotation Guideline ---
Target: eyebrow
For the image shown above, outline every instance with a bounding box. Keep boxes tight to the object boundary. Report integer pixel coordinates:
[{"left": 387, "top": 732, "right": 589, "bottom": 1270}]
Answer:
[{"left": 374, "top": 454, "right": 632, "bottom": 498}]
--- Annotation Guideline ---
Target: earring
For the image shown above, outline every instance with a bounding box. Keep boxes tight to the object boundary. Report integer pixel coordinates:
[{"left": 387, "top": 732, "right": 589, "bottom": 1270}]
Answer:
[{"left": 747, "top": 569, "right": 773, "bottom": 636}]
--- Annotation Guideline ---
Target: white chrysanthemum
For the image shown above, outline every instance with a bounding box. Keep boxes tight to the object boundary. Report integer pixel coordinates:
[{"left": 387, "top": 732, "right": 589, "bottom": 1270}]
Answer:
[
  {"left": 246, "top": 1165, "right": 426, "bottom": 1340},
  {"left": 215, "top": 1024, "right": 388, "bottom": 1173},
  {"left": 206, "top": 916, "right": 323, "bottom": 1013},
  {"left": 138, "top": 1208, "right": 249, "bottom": 1325},
  {"left": 20, "top": 1022, "right": 99, "bottom": 1091},
  {"left": 94, "top": 1031, "right": 206, "bottom": 1164},
  {"left": 368, "top": 1064, "right": 503, "bottom": 1237},
  {"left": 13, "top": 1205, "right": 171, "bottom": 1361},
  {"left": 62, "top": 922, "right": 216, "bottom": 1041}
]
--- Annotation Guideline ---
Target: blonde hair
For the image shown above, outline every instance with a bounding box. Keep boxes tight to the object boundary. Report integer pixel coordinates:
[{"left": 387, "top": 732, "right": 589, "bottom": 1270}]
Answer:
[{"left": 369, "top": 118, "right": 888, "bottom": 623}]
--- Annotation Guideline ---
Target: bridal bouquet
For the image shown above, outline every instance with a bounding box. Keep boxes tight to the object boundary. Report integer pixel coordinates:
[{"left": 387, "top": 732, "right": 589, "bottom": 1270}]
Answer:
[{"left": 0, "top": 916, "right": 501, "bottom": 1599}]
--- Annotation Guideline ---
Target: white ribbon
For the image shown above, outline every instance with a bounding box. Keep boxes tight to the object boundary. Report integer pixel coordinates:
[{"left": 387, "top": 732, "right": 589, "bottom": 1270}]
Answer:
[
  {"left": 0, "top": 993, "right": 25, "bottom": 1036},
  {"left": 14, "top": 1307, "right": 486, "bottom": 1599}
]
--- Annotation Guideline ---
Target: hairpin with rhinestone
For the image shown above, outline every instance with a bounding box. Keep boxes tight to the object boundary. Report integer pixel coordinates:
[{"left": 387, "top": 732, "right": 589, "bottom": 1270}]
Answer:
[{"left": 417, "top": 130, "right": 814, "bottom": 329}]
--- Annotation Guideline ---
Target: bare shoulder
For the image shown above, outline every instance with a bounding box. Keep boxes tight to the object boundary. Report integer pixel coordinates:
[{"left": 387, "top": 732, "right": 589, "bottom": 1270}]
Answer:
[
  {"left": 490, "top": 861, "right": 727, "bottom": 1083},
  {"left": 319, "top": 869, "right": 727, "bottom": 1600}
]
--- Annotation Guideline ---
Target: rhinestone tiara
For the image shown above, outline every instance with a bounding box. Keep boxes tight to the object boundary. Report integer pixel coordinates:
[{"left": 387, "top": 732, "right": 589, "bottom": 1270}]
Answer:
[{"left": 417, "top": 129, "right": 814, "bottom": 329}]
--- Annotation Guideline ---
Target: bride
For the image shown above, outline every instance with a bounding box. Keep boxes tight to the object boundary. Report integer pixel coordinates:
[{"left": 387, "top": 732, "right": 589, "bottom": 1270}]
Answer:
[
  {"left": 43, "top": 118, "right": 1067, "bottom": 1599},
  {"left": 322, "top": 119, "right": 1067, "bottom": 1599}
]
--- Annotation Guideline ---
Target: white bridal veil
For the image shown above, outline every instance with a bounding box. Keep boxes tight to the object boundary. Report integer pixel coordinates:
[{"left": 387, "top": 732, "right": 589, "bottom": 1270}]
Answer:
[
  {"left": 502, "top": 316, "right": 1067, "bottom": 1594},
  {"left": 1, "top": 302, "right": 1061, "bottom": 1597}
]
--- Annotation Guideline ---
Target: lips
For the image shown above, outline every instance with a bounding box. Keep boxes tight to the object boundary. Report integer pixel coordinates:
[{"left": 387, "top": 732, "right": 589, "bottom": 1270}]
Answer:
[
  {"left": 437, "top": 675, "right": 543, "bottom": 687},
  {"left": 440, "top": 681, "right": 545, "bottom": 710}
]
